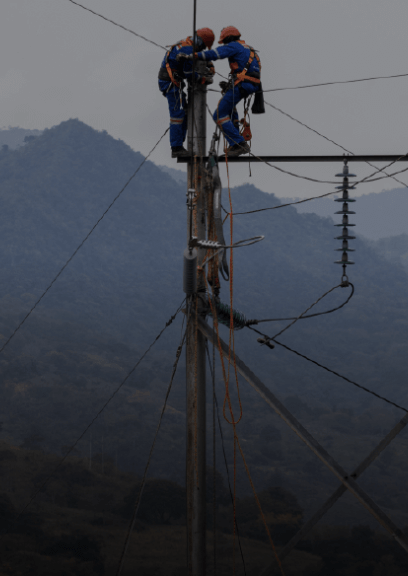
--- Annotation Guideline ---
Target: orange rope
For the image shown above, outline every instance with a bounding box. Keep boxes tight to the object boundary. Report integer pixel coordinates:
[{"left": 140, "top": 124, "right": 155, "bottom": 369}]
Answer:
[
  {"left": 201, "top": 140, "right": 285, "bottom": 574},
  {"left": 193, "top": 157, "right": 199, "bottom": 487},
  {"left": 236, "top": 435, "right": 285, "bottom": 576}
]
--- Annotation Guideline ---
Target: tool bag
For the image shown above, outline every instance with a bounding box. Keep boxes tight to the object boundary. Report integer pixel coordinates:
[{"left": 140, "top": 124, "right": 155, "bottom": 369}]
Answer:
[{"left": 251, "top": 83, "right": 265, "bottom": 114}]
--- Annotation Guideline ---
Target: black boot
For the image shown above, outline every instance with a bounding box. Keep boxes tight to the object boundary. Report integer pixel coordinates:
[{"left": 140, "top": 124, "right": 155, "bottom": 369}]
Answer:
[
  {"left": 226, "top": 142, "right": 250, "bottom": 157},
  {"left": 171, "top": 146, "right": 190, "bottom": 158}
]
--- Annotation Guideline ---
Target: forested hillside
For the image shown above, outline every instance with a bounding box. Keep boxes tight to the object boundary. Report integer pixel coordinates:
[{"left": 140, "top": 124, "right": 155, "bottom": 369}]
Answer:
[{"left": 1, "top": 119, "right": 408, "bottom": 533}]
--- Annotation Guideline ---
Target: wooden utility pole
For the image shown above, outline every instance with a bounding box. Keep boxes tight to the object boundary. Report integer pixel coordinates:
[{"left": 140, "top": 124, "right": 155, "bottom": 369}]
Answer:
[{"left": 186, "top": 61, "right": 207, "bottom": 576}]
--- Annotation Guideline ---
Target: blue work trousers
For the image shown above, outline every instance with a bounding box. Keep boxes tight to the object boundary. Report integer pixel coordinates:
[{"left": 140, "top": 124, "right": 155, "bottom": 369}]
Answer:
[
  {"left": 159, "top": 80, "right": 187, "bottom": 148},
  {"left": 213, "top": 83, "right": 259, "bottom": 146}
]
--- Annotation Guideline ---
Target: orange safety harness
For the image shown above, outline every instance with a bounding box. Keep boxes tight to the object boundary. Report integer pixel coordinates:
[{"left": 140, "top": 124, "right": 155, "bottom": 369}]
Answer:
[
  {"left": 165, "top": 37, "right": 193, "bottom": 88},
  {"left": 230, "top": 40, "right": 261, "bottom": 86}
]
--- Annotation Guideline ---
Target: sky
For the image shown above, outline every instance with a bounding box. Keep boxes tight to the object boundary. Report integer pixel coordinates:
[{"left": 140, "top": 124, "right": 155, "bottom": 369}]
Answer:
[{"left": 2, "top": 0, "right": 408, "bottom": 198}]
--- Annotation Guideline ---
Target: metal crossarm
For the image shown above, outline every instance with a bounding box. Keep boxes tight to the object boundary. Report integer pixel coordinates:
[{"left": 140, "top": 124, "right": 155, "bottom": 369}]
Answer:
[
  {"left": 195, "top": 317, "right": 408, "bottom": 561},
  {"left": 178, "top": 154, "right": 408, "bottom": 163}
]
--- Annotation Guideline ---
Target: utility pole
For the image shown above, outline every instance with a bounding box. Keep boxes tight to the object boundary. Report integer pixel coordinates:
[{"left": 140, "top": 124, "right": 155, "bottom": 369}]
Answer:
[{"left": 186, "top": 60, "right": 207, "bottom": 576}]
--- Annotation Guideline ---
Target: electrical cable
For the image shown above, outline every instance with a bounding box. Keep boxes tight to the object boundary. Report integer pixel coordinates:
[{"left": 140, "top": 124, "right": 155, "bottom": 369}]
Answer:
[
  {"left": 1, "top": 299, "right": 185, "bottom": 537},
  {"left": 207, "top": 91, "right": 408, "bottom": 190},
  {"left": 206, "top": 343, "right": 248, "bottom": 576},
  {"left": 265, "top": 283, "right": 352, "bottom": 340},
  {"left": 248, "top": 283, "right": 354, "bottom": 326},
  {"left": 205, "top": 103, "right": 348, "bottom": 186},
  {"left": 264, "top": 100, "right": 408, "bottom": 189},
  {"left": 225, "top": 150, "right": 408, "bottom": 214},
  {"left": 261, "top": 72, "right": 408, "bottom": 93},
  {"left": 0, "top": 127, "right": 169, "bottom": 357},
  {"left": 207, "top": 102, "right": 408, "bottom": 188},
  {"left": 65, "top": 0, "right": 166, "bottom": 50},
  {"left": 115, "top": 320, "right": 188, "bottom": 576},
  {"left": 247, "top": 325, "right": 408, "bottom": 414},
  {"left": 63, "top": 1, "right": 408, "bottom": 103}
]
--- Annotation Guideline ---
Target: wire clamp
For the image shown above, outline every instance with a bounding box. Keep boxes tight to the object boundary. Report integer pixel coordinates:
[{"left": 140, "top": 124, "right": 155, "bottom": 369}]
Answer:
[
  {"left": 257, "top": 337, "right": 275, "bottom": 350},
  {"left": 186, "top": 188, "right": 196, "bottom": 211}
]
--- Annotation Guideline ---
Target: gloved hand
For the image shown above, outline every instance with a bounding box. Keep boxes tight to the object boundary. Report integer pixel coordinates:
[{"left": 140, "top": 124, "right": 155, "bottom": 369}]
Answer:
[
  {"left": 176, "top": 53, "right": 193, "bottom": 61},
  {"left": 203, "top": 75, "right": 214, "bottom": 84}
]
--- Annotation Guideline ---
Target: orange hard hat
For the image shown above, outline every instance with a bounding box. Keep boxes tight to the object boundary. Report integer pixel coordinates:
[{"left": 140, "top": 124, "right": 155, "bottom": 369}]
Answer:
[
  {"left": 218, "top": 26, "right": 241, "bottom": 44},
  {"left": 196, "top": 28, "right": 215, "bottom": 49}
]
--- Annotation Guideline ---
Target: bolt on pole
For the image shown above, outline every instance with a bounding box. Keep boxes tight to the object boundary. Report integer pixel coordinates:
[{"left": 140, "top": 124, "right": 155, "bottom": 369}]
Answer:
[{"left": 186, "top": 61, "right": 207, "bottom": 576}]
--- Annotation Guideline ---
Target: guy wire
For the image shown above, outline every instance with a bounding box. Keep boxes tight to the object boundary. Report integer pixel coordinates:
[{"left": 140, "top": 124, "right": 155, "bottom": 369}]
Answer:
[
  {"left": 248, "top": 325, "right": 408, "bottom": 414},
  {"left": 0, "top": 126, "right": 169, "bottom": 357},
  {"left": 1, "top": 298, "right": 185, "bottom": 538},
  {"left": 206, "top": 343, "right": 247, "bottom": 576},
  {"left": 115, "top": 316, "right": 189, "bottom": 576}
]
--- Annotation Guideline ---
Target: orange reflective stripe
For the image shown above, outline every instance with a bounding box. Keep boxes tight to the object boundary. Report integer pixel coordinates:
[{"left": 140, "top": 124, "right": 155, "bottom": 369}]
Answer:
[{"left": 216, "top": 116, "right": 231, "bottom": 126}]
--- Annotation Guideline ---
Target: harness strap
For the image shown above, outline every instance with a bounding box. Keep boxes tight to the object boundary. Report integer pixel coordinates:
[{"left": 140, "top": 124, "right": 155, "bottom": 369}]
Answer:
[
  {"left": 165, "top": 37, "right": 193, "bottom": 88},
  {"left": 233, "top": 41, "right": 261, "bottom": 86}
]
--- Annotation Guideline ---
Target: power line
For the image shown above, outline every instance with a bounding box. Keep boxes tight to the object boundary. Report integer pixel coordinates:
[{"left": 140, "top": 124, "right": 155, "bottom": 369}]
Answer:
[
  {"left": 0, "top": 127, "right": 169, "bottom": 357},
  {"left": 264, "top": 100, "right": 408, "bottom": 188},
  {"left": 65, "top": 0, "right": 166, "bottom": 51},
  {"left": 247, "top": 325, "right": 408, "bottom": 414},
  {"left": 262, "top": 72, "right": 408, "bottom": 93},
  {"left": 2, "top": 300, "right": 184, "bottom": 537},
  {"left": 248, "top": 283, "right": 354, "bottom": 328},
  {"left": 66, "top": 1, "right": 408, "bottom": 191},
  {"left": 65, "top": 0, "right": 408, "bottom": 102},
  {"left": 115, "top": 321, "right": 187, "bottom": 576}
]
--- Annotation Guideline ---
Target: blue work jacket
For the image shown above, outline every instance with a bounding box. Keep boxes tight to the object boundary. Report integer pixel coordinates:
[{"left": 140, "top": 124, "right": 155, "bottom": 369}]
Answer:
[
  {"left": 159, "top": 39, "right": 204, "bottom": 83},
  {"left": 197, "top": 40, "right": 261, "bottom": 77}
]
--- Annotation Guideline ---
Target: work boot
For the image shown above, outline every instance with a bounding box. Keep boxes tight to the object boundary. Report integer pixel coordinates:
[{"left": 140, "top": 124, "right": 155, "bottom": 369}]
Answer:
[
  {"left": 171, "top": 146, "right": 190, "bottom": 158},
  {"left": 226, "top": 142, "right": 250, "bottom": 157}
]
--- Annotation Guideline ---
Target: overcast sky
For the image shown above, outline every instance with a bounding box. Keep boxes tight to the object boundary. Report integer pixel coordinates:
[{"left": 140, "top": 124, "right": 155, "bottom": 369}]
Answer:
[{"left": 2, "top": 1, "right": 408, "bottom": 198}]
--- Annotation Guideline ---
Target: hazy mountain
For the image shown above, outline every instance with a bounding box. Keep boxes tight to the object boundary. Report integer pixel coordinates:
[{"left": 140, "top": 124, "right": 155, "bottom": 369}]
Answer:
[
  {"left": 293, "top": 187, "right": 408, "bottom": 241},
  {"left": 0, "top": 126, "right": 42, "bottom": 150},
  {"left": 1, "top": 120, "right": 408, "bottom": 528},
  {"left": 371, "top": 233, "right": 408, "bottom": 270}
]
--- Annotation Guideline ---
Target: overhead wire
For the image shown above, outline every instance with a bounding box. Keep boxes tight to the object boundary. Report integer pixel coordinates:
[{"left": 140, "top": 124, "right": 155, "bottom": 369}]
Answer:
[
  {"left": 0, "top": 127, "right": 169, "bottom": 357},
  {"left": 207, "top": 102, "right": 408, "bottom": 188},
  {"left": 65, "top": 0, "right": 166, "bottom": 51},
  {"left": 261, "top": 72, "right": 408, "bottom": 93},
  {"left": 65, "top": 0, "right": 408, "bottom": 102},
  {"left": 115, "top": 318, "right": 188, "bottom": 576},
  {"left": 248, "top": 282, "right": 354, "bottom": 328},
  {"left": 247, "top": 325, "right": 408, "bottom": 414},
  {"left": 1, "top": 299, "right": 185, "bottom": 537},
  {"left": 264, "top": 100, "right": 408, "bottom": 188}
]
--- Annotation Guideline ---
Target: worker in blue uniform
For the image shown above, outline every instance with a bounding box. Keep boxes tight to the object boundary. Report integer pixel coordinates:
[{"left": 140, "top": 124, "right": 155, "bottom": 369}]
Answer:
[
  {"left": 179, "top": 26, "right": 262, "bottom": 157},
  {"left": 158, "top": 28, "right": 215, "bottom": 158}
]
